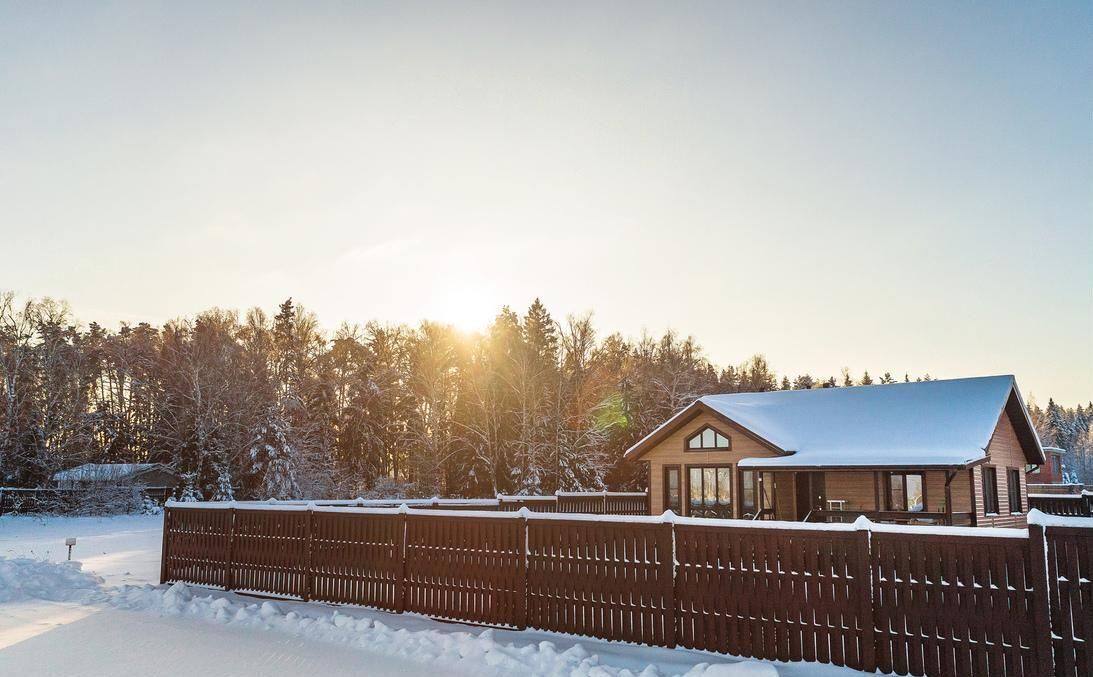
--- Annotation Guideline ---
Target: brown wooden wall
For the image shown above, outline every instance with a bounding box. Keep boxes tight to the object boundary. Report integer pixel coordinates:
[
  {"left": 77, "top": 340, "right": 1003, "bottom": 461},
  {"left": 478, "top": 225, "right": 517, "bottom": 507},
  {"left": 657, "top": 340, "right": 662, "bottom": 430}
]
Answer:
[
  {"left": 975, "top": 412, "right": 1031, "bottom": 528},
  {"left": 825, "top": 472, "right": 878, "bottom": 511}
]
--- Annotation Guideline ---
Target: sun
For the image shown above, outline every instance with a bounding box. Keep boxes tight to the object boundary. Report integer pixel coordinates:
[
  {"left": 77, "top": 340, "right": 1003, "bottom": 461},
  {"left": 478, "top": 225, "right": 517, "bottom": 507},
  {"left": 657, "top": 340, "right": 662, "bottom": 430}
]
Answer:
[{"left": 429, "top": 281, "right": 499, "bottom": 333}]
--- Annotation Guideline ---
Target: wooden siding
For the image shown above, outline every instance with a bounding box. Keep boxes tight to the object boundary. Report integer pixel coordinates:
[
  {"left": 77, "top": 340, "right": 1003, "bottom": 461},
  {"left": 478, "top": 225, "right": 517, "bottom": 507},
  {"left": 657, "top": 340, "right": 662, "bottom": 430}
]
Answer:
[
  {"left": 825, "top": 472, "right": 878, "bottom": 512},
  {"left": 644, "top": 411, "right": 780, "bottom": 516},
  {"left": 974, "top": 411, "right": 1029, "bottom": 528},
  {"left": 773, "top": 473, "right": 795, "bottom": 519}
]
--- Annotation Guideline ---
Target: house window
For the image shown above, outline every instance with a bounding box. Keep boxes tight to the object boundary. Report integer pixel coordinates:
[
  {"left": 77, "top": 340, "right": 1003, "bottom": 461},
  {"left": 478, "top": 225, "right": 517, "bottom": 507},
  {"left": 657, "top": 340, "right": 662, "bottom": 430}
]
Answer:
[
  {"left": 688, "top": 466, "right": 732, "bottom": 518},
  {"left": 1007, "top": 468, "right": 1022, "bottom": 513},
  {"left": 982, "top": 466, "right": 999, "bottom": 514},
  {"left": 886, "top": 472, "right": 925, "bottom": 512},
  {"left": 686, "top": 426, "right": 731, "bottom": 451},
  {"left": 1051, "top": 456, "right": 1061, "bottom": 476},
  {"left": 664, "top": 465, "right": 681, "bottom": 514}
]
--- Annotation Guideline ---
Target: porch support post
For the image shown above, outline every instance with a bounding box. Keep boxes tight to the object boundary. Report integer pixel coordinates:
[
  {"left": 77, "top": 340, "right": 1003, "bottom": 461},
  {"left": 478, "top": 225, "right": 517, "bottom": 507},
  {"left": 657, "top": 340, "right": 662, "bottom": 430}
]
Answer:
[{"left": 944, "top": 470, "right": 956, "bottom": 526}]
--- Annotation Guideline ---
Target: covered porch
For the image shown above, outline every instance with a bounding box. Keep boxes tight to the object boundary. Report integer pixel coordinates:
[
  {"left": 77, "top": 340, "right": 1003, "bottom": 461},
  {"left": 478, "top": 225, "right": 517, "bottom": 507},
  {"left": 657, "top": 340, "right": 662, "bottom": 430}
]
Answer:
[{"left": 683, "top": 467, "right": 975, "bottom": 526}]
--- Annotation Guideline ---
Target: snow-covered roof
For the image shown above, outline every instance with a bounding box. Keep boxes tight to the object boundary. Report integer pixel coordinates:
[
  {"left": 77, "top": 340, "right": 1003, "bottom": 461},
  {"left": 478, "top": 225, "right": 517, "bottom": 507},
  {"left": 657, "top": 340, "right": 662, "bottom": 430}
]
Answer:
[
  {"left": 626, "top": 375, "right": 1043, "bottom": 468},
  {"left": 51, "top": 463, "right": 176, "bottom": 483}
]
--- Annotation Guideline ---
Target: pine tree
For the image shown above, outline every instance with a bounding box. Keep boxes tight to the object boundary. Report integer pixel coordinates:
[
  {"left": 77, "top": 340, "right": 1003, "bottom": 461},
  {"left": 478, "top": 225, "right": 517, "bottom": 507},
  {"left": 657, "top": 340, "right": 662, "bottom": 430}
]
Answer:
[
  {"left": 249, "top": 407, "right": 299, "bottom": 500},
  {"left": 879, "top": 372, "right": 896, "bottom": 384},
  {"left": 179, "top": 472, "right": 203, "bottom": 502},
  {"left": 792, "top": 374, "right": 815, "bottom": 390},
  {"left": 213, "top": 464, "right": 235, "bottom": 501},
  {"left": 860, "top": 370, "right": 874, "bottom": 386}
]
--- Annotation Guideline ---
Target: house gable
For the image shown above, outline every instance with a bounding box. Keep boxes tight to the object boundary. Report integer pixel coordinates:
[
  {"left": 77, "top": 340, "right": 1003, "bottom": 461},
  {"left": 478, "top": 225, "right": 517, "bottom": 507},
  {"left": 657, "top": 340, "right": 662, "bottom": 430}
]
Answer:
[
  {"left": 973, "top": 407, "right": 1036, "bottom": 528},
  {"left": 626, "top": 401, "right": 787, "bottom": 462}
]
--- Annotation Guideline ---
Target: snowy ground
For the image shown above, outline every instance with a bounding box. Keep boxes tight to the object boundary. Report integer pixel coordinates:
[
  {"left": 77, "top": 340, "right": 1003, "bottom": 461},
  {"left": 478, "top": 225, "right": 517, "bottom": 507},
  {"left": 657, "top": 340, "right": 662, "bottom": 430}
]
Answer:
[{"left": 0, "top": 514, "right": 870, "bottom": 677}]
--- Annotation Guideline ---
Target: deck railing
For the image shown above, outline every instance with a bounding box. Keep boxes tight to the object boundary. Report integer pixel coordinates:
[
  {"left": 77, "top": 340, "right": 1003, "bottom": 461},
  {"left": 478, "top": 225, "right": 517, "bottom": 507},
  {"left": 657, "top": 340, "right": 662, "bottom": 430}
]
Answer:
[
  {"left": 1029, "top": 492, "right": 1093, "bottom": 518},
  {"left": 807, "top": 509, "right": 976, "bottom": 526},
  {"left": 161, "top": 503, "right": 1092, "bottom": 677}
]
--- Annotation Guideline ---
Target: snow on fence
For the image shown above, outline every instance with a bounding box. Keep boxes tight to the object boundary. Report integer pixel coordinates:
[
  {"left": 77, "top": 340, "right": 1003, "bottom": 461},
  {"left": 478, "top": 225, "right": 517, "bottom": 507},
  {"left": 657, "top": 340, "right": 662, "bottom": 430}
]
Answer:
[
  {"left": 219, "top": 492, "right": 651, "bottom": 516},
  {"left": 160, "top": 505, "right": 1092, "bottom": 677}
]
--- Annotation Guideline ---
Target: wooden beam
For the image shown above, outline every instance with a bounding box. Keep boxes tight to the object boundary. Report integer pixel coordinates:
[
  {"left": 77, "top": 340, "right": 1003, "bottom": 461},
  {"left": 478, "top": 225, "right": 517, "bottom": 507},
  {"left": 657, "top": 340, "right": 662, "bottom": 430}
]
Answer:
[{"left": 944, "top": 470, "right": 955, "bottom": 526}]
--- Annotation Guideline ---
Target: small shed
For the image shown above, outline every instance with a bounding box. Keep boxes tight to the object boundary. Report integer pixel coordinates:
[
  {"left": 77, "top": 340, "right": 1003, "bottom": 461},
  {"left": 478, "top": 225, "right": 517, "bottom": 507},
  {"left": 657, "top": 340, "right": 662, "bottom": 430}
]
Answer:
[{"left": 51, "top": 463, "right": 182, "bottom": 501}]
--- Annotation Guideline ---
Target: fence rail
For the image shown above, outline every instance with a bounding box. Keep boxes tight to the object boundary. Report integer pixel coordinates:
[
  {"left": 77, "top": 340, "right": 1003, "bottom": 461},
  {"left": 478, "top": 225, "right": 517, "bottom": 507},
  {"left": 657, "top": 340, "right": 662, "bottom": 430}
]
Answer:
[{"left": 161, "top": 505, "right": 1093, "bottom": 677}]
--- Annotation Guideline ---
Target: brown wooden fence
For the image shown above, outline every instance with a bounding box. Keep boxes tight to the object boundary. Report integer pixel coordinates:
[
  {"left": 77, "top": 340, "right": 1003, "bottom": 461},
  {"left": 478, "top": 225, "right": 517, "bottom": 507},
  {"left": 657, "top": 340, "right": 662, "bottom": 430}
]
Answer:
[{"left": 160, "top": 505, "right": 1092, "bottom": 677}]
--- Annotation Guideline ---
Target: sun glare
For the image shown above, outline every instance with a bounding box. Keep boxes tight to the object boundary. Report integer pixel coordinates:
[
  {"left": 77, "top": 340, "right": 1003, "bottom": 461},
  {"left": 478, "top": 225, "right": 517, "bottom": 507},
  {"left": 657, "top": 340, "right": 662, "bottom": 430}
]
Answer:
[{"left": 429, "top": 282, "right": 499, "bottom": 333}]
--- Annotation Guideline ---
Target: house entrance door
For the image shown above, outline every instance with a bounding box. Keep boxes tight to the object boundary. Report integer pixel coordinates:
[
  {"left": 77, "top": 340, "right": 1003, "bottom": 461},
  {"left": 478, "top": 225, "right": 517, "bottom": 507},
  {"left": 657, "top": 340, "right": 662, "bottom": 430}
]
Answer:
[{"left": 795, "top": 472, "right": 826, "bottom": 520}]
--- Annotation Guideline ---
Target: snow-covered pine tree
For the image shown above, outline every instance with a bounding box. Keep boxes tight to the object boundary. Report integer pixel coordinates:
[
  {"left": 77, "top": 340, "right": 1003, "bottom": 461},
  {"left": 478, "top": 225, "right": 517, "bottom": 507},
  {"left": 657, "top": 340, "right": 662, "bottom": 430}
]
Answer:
[
  {"left": 213, "top": 464, "right": 235, "bottom": 501},
  {"left": 179, "top": 472, "right": 203, "bottom": 502},
  {"left": 249, "top": 407, "right": 300, "bottom": 500}
]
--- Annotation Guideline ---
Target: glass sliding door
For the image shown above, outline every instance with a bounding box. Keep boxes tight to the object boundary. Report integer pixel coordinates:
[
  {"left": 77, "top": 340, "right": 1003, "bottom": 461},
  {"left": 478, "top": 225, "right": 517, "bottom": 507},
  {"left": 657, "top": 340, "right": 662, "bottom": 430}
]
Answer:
[{"left": 740, "top": 470, "right": 775, "bottom": 519}]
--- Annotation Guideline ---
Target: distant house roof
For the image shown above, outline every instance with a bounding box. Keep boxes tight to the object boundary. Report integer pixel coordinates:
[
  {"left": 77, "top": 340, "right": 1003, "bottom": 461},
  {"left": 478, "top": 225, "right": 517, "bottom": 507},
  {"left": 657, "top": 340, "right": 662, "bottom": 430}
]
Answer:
[
  {"left": 51, "top": 463, "right": 178, "bottom": 484},
  {"left": 625, "top": 375, "right": 1044, "bottom": 469}
]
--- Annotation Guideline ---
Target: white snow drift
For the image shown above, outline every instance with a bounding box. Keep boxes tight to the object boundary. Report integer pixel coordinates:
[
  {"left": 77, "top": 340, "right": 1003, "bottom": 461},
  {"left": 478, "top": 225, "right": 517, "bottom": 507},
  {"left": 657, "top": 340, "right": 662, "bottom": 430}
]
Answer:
[{"left": 0, "top": 557, "right": 105, "bottom": 604}]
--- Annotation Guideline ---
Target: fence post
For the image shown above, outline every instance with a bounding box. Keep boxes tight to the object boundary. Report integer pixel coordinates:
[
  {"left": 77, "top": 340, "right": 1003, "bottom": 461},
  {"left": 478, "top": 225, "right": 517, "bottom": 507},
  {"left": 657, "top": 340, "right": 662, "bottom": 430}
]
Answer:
[
  {"left": 854, "top": 517, "right": 876, "bottom": 673},
  {"left": 660, "top": 516, "right": 677, "bottom": 648},
  {"left": 225, "top": 506, "right": 235, "bottom": 591},
  {"left": 1028, "top": 521, "right": 1055, "bottom": 676},
  {"left": 303, "top": 505, "right": 313, "bottom": 602},
  {"left": 159, "top": 505, "right": 170, "bottom": 584},
  {"left": 515, "top": 508, "right": 528, "bottom": 630},
  {"left": 396, "top": 506, "right": 408, "bottom": 614}
]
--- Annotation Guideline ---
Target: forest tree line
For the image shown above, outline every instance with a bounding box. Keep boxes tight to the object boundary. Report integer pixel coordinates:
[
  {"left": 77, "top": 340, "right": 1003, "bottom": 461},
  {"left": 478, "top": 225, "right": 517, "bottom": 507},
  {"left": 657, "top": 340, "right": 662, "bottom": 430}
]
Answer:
[{"left": 1, "top": 291, "right": 1088, "bottom": 500}]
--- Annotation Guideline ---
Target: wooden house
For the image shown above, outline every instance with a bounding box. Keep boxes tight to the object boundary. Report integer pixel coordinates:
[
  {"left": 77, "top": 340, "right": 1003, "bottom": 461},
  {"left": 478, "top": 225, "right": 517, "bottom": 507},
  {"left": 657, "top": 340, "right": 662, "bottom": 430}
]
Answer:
[{"left": 624, "top": 375, "right": 1044, "bottom": 527}]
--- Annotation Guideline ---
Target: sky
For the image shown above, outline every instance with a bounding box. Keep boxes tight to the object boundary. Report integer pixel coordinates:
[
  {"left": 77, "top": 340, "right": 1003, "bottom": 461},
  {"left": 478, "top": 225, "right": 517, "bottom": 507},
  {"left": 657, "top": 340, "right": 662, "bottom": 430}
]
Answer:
[{"left": 1, "top": 1, "right": 1090, "bottom": 404}]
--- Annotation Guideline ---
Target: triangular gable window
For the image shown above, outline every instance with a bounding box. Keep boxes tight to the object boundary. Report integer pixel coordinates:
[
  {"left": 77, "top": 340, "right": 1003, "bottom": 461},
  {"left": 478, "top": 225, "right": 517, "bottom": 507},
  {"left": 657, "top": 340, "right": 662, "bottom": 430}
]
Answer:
[{"left": 686, "top": 426, "right": 731, "bottom": 451}]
